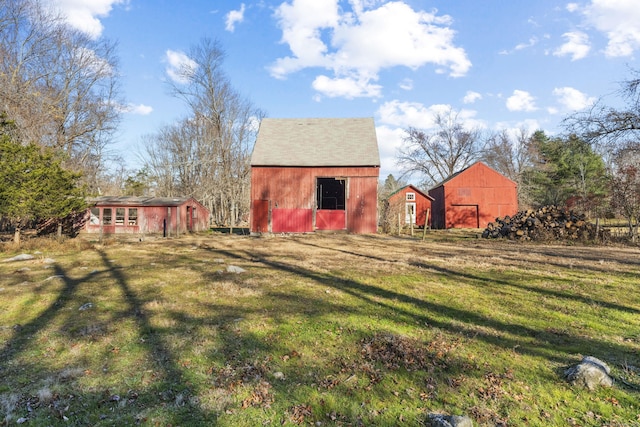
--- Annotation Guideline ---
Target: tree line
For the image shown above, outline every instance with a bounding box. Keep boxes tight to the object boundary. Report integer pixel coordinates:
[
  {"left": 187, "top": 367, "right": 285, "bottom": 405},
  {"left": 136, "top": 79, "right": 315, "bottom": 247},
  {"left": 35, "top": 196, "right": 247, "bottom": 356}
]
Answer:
[
  {"left": 0, "top": 0, "right": 638, "bottom": 242},
  {"left": 0, "top": 0, "right": 262, "bottom": 240},
  {"left": 392, "top": 77, "right": 640, "bottom": 240}
]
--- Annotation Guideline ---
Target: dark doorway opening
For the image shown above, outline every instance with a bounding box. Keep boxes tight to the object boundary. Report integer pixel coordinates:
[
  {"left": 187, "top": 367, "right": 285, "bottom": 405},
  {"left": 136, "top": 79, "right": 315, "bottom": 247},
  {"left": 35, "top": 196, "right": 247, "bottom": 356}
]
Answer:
[{"left": 317, "top": 178, "right": 345, "bottom": 210}]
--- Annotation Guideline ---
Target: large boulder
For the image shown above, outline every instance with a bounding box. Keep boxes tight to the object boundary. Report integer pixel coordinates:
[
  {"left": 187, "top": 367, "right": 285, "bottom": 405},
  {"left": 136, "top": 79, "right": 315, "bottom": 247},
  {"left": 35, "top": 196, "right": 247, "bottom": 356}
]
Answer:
[
  {"left": 564, "top": 356, "right": 613, "bottom": 390},
  {"left": 426, "top": 413, "right": 474, "bottom": 427}
]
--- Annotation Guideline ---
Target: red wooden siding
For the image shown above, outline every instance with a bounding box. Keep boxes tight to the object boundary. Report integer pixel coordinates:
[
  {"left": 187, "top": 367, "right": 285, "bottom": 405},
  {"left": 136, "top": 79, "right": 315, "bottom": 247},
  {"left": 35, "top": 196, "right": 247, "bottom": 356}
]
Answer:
[
  {"left": 346, "top": 176, "right": 378, "bottom": 233},
  {"left": 449, "top": 205, "right": 479, "bottom": 228},
  {"left": 85, "top": 198, "right": 210, "bottom": 235},
  {"left": 252, "top": 200, "right": 269, "bottom": 233},
  {"left": 386, "top": 185, "right": 433, "bottom": 227},
  {"left": 272, "top": 208, "right": 313, "bottom": 232},
  {"left": 250, "top": 166, "right": 379, "bottom": 234},
  {"left": 428, "top": 162, "right": 517, "bottom": 229},
  {"left": 316, "top": 210, "right": 346, "bottom": 230}
]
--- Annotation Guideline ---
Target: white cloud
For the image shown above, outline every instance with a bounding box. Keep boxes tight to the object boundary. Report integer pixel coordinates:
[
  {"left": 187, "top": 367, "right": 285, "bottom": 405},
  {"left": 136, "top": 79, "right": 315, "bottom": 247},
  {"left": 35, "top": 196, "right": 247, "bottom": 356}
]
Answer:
[
  {"left": 126, "top": 104, "right": 153, "bottom": 115},
  {"left": 165, "top": 50, "right": 197, "bottom": 84},
  {"left": 225, "top": 3, "right": 246, "bottom": 32},
  {"left": 552, "top": 87, "right": 596, "bottom": 111},
  {"left": 494, "top": 119, "right": 541, "bottom": 135},
  {"left": 399, "top": 78, "right": 413, "bottom": 91},
  {"left": 581, "top": 0, "right": 640, "bottom": 57},
  {"left": 312, "top": 74, "right": 382, "bottom": 99},
  {"left": 515, "top": 37, "right": 538, "bottom": 51},
  {"left": 376, "top": 100, "right": 483, "bottom": 129},
  {"left": 506, "top": 90, "right": 537, "bottom": 112},
  {"left": 375, "top": 125, "right": 407, "bottom": 178},
  {"left": 566, "top": 3, "right": 579, "bottom": 13},
  {"left": 73, "top": 46, "right": 114, "bottom": 77},
  {"left": 270, "top": 0, "right": 470, "bottom": 98},
  {"left": 553, "top": 31, "right": 590, "bottom": 60},
  {"left": 377, "top": 100, "right": 449, "bottom": 128},
  {"left": 44, "top": 0, "right": 128, "bottom": 39},
  {"left": 499, "top": 37, "right": 538, "bottom": 55},
  {"left": 463, "top": 91, "right": 482, "bottom": 104}
]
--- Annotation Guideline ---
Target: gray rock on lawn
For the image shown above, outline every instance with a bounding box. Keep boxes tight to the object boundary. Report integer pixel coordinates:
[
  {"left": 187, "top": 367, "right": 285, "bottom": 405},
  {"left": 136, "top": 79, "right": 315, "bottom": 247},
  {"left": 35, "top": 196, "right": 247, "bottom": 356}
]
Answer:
[
  {"left": 79, "top": 303, "right": 94, "bottom": 311},
  {"left": 426, "top": 413, "right": 474, "bottom": 427},
  {"left": 226, "top": 265, "right": 246, "bottom": 274},
  {"left": 3, "top": 254, "right": 35, "bottom": 262},
  {"left": 565, "top": 356, "right": 613, "bottom": 390}
]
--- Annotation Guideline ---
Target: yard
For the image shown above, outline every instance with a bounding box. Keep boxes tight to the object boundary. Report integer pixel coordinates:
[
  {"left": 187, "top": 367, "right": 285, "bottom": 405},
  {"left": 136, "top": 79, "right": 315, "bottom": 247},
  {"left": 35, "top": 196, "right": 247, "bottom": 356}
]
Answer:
[{"left": 0, "top": 232, "right": 639, "bottom": 426}]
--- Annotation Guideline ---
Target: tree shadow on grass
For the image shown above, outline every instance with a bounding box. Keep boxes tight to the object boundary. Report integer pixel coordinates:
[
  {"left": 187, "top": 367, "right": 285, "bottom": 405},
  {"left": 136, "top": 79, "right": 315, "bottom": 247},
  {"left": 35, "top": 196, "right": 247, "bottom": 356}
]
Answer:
[
  {"left": 2, "top": 236, "right": 638, "bottom": 425},
  {"left": 410, "top": 261, "right": 640, "bottom": 316},
  {"left": 210, "top": 244, "right": 639, "bottom": 369},
  {"left": 0, "top": 250, "right": 223, "bottom": 425}
]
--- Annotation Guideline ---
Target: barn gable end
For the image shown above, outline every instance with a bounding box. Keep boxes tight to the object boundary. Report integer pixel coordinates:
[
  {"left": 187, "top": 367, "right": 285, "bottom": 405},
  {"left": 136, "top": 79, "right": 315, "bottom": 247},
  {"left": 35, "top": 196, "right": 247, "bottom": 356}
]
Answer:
[
  {"left": 250, "top": 118, "right": 380, "bottom": 234},
  {"left": 386, "top": 185, "right": 434, "bottom": 228},
  {"left": 428, "top": 162, "right": 518, "bottom": 229}
]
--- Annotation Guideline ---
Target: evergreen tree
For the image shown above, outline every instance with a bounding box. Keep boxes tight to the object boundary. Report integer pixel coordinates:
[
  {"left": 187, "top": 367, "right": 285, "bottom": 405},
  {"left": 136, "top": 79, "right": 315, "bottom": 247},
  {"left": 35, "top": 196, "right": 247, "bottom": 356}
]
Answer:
[
  {"left": 124, "top": 168, "right": 152, "bottom": 196},
  {"left": 523, "top": 131, "right": 607, "bottom": 212},
  {"left": 379, "top": 174, "right": 406, "bottom": 199},
  {"left": 0, "top": 113, "right": 87, "bottom": 243}
]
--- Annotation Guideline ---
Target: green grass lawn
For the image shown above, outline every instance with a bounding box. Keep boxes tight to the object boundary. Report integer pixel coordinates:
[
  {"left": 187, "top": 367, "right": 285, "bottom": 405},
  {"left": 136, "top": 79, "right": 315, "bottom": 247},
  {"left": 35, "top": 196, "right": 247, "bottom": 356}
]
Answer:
[{"left": 0, "top": 232, "right": 639, "bottom": 426}]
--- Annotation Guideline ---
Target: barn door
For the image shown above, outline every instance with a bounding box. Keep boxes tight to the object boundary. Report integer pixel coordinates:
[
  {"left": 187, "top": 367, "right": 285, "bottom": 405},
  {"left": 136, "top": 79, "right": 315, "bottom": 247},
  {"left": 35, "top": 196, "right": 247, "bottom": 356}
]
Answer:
[
  {"left": 252, "top": 200, "right": 270, "bottom": 233},
  {"left": 316, "top": 178, "right": 346, "bottom": 230},
  {"left": 449, "top": 204, "right": 479, "bottom": 228},
  {"left": 186, "top": 206, "right": 192, "bottom": 231}
]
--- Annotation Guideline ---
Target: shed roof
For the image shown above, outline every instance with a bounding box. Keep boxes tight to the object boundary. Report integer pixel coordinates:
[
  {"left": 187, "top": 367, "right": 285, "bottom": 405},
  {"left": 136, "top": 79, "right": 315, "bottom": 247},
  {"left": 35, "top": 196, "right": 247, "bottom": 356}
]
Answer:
[
  {"left": 429, "top": 161, "right": 517, "bottom": 190},
  {"left": 251, "top": 117, "right": 380, "bottom": 167},
  {"left": 387, "top": 184, "right": 434, "bottom": 201},
  {"left": 89, "top": 196, "right": 199, "bottom": 207}
]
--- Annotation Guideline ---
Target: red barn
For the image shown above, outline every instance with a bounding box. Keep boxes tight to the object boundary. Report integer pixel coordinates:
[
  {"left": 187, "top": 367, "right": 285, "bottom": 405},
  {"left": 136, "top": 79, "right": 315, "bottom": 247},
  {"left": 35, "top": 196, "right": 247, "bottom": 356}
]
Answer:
[
  {"left": 428, "top": 162, "right": 517, "bottom": 229},
  {"left": 84, "top": 196, "right": 210, "bottom": 236},
  {"left": 250, "top": 118, "right": 380, "bottom": 234},
  {"left": 386, "top": 185, "right": 434, "bottom": 227}
]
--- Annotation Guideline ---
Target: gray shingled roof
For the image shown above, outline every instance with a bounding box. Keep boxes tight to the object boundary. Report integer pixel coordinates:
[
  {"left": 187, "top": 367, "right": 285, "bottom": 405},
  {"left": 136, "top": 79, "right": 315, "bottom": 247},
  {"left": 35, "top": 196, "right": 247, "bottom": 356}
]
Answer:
[
  {"left": 89, "top": 196, "right": 192, "bottom": 207},
  {"left": 250, "top": 118, "right": 380, "bottom": 167}
]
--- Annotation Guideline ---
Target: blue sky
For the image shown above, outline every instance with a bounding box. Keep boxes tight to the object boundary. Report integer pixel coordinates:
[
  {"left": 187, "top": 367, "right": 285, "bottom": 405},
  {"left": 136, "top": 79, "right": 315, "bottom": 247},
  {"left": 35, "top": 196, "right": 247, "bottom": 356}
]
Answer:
[{"left": 46, "top": 0, "right": 640, "bottom": 180}]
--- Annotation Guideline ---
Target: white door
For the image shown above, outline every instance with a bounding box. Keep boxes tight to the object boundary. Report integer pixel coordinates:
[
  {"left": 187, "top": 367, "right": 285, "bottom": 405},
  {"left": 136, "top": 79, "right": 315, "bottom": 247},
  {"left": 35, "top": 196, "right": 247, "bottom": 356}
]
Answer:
[{"left": 405, "top": 202, "right": 416, "bottom": 224}]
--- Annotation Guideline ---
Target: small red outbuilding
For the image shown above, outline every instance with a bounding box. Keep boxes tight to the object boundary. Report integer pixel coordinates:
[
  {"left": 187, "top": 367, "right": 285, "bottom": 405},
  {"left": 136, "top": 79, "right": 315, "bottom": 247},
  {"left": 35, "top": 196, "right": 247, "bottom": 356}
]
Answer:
[
  {"left": 386, "top": 185, "right": 434, "bottom": 227},
  {"left": 428, "top": 162, "right": 517, "bottom": 229},
  {"left": 85, "top": 196, "right": 210, "bottom": 236}
]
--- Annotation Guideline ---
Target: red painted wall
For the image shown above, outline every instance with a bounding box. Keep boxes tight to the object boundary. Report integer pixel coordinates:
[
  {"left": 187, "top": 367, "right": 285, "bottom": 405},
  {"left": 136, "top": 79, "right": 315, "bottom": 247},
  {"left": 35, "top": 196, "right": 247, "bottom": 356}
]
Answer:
[
  {"left": 387, "top": 186, "right": 433, "bottom": 227},
  {"left": 251, "top": 166, "right": 379, "bottom": 234},
  {"left": 428, "top": 162, "right": 517, "bottom": 229},
  {"left": 85, "top": 198, "right": 210, "bottom": 235}
]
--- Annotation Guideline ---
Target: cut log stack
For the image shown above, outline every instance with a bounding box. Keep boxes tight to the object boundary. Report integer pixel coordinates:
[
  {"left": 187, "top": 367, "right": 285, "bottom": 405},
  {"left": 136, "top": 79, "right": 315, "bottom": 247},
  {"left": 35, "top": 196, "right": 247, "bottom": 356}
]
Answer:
[{"left": 482, "top": 205, "right": 602, "bottom": 241}]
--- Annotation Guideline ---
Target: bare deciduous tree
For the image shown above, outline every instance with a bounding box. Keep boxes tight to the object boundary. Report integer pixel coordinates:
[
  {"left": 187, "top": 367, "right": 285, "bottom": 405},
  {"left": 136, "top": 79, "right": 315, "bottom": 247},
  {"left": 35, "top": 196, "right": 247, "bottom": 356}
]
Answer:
[
  {"left": 397, "top": 107, "right": 484, "bottom": 186},
  {"left": 564, "top": 69, "right": 640, "bottom": 237},
  {"left": 564, "top": 68, "right": 640, "bottom": 168},
  {"left": 482, "top": 128, "right": 535, "bottom": 209},
  {"left": 610, "top": 143, "right": 640, "bottom": 241},
  {"left": 0, "top": 0, "right": 122, "bottom": 191},
  {"left": 143, "top": 38, "right": 264, "bottom": 226}
]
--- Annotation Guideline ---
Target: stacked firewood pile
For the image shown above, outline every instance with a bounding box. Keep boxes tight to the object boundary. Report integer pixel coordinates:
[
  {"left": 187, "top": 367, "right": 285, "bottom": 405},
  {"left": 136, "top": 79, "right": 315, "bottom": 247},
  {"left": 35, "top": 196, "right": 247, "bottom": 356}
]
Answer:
[{"left": 482, "top": 206, "right": 604, "bottom": 241}]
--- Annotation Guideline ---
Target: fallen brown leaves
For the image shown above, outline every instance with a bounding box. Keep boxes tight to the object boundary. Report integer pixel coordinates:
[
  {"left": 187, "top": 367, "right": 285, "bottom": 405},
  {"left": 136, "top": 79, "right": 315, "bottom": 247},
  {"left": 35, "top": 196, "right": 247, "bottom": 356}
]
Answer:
[
  {"left": 477, "top": 370, "right": 514, "bottom": 400},
  {"left": 360, "top": 332, "right": 459, "bottom": 372},
  {"left": 287, "top": 404, "right": 312, "bottom": 424},
  {"left": 241, "top": 381, "right": 273, "bottom": 409}
]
